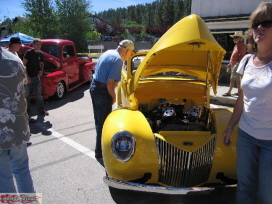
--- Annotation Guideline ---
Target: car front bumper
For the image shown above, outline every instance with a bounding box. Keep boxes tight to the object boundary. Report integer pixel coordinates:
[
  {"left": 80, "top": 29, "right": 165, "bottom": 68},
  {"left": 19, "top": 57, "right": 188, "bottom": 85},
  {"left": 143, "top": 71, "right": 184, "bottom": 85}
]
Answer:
[{"left": 103, "top": 176, "right": 236, "bottom": 195}]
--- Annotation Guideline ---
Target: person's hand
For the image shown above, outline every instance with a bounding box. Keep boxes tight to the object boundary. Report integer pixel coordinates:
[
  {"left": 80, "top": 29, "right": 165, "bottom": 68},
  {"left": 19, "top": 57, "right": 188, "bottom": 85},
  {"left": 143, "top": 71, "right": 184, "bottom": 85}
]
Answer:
[
  {"left": 222, "top": 127, "right": 233, "bottom": 146},
  {"left": 38, "top": 71, "right": 43, "bottom": 77},
  {"left": 27, "top": 76, "right": 31, "bottom": 84}
]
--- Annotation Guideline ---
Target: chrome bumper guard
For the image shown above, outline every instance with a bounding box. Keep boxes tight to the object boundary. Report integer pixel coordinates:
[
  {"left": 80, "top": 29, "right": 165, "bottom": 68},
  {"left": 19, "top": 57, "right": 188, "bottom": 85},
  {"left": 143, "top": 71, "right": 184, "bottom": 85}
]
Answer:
[{"left": 103, "top": 176, "right": 236, "bottom": 195}]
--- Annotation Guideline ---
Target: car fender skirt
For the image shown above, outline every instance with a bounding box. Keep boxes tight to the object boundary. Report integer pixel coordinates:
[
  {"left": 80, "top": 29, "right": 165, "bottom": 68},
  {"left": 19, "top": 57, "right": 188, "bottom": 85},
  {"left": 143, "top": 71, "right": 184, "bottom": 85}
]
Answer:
[{"left": 103, "top": 176, "right": 236, "bottom": 195}]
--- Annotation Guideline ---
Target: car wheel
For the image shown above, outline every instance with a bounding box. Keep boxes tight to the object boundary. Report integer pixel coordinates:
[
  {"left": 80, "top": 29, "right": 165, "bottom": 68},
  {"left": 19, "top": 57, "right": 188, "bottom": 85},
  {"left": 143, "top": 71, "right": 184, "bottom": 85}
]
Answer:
[{"left": 54, "top": 81, "right": 65, "bottom": 100}]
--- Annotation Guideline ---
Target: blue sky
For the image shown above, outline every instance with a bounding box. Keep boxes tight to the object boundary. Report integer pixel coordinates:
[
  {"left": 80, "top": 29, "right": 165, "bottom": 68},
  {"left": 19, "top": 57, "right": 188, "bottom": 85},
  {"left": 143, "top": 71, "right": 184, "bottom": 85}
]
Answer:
[{"left": 0, "top": 0, "right": 155, "bottom": 21}]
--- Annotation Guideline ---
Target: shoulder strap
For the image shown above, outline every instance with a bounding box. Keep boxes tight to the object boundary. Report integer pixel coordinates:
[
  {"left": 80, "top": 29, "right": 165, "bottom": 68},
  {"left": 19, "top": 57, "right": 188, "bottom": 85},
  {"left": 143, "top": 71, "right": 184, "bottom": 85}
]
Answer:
[{"left": 243, "top": 55, "right": 251, "bottom": 71}]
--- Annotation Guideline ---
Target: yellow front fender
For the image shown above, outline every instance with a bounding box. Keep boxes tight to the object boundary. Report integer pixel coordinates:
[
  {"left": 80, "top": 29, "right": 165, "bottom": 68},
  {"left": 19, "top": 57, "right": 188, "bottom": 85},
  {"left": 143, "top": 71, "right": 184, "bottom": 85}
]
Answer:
[{"left": 102, "top": 109, "right": 159, "bottom": 183}]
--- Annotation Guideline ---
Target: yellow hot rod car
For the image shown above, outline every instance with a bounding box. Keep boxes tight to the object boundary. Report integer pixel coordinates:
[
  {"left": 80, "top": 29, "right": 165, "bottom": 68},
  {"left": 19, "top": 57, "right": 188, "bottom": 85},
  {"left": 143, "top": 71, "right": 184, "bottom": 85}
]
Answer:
[{"left": 102, "top": 14, "right": 238, "bottom": 194}]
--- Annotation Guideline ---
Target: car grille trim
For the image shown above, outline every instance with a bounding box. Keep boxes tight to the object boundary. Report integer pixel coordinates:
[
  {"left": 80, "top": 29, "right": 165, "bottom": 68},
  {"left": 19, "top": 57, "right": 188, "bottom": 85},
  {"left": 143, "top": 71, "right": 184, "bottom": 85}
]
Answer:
[{"left": 156, "top": 136, "right": 216, "bottom": 187}]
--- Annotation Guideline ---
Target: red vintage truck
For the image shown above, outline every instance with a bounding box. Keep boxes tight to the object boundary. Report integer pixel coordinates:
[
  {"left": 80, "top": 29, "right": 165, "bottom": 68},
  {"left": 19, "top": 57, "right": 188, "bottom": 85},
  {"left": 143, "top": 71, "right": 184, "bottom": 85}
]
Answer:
[{"left": 18, "top": 39, "right": 96, "bottom": 99}]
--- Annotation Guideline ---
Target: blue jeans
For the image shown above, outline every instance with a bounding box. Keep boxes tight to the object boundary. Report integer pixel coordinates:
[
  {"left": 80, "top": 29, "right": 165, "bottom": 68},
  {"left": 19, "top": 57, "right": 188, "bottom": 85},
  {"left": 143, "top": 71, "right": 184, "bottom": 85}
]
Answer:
[
  {"left": 237, "top": 128, "right": 272, "bottom": 204},
  {"left": 90, "top": 81, "right": 112, "bottom": 155},
  {"left": 25, "top": 76, "right": 45, "bottom": 114},
  {"left": 0, "top": 143, "right": 35, "bottom": 193}
]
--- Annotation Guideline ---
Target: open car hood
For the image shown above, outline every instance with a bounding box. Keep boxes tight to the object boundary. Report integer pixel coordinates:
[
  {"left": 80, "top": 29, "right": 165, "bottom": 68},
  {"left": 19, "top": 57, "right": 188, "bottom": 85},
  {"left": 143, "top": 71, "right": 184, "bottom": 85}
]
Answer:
[
  {"left": 132, "top": 14, "right": 226, "bottom": 94},
  {"left": 19, "top": 45, "right": 61, "bottom": 70}
]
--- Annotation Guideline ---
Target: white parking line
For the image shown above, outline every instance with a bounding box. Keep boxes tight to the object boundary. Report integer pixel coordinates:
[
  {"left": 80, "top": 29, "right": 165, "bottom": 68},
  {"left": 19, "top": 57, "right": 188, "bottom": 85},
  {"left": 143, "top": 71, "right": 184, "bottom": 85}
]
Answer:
[{"left": 35, "top": 122, "right": 96, "bottom": 160}]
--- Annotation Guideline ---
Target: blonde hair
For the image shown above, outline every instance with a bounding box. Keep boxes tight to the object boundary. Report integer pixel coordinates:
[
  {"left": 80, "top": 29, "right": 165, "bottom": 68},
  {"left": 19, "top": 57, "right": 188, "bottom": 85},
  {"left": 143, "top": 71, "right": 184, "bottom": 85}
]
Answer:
[
  {"left": 249, "top": 2, "right": 272, "bottom": 27},
  {"left": 247, "top": 2, "right": 272, "bottom": 53}
]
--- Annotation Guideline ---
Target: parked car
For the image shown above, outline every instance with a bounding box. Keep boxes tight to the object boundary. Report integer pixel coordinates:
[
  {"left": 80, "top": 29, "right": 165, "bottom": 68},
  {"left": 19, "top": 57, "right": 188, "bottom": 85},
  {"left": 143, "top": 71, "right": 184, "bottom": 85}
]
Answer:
[
  {"left": 18, "top": 39, "right": 95, "bottom": 99},
  {"left": 102, "top": 14, "right": 238, "bottom": 194}
]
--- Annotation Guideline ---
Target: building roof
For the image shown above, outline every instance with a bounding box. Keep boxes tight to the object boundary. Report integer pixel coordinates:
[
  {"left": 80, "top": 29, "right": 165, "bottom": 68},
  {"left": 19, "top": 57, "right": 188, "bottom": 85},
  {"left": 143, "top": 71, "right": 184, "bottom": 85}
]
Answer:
[{"left": 203, "top": 15, "right": 250, "bottom": 32}]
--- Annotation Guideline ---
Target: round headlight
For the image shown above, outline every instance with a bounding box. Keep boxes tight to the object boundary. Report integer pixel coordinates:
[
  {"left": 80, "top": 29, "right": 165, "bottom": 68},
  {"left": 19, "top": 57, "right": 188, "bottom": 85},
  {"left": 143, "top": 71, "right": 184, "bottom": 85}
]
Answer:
[{"left": 111, "top": 130, "right": 135, "bottom": 163}]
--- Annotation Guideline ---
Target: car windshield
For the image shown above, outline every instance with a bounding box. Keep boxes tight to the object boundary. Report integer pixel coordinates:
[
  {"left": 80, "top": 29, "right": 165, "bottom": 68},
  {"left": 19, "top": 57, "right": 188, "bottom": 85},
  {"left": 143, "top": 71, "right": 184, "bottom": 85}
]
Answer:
[
  {"left": 131, "top": 55, "right": 203, "bottom": 81},
  {"left": 41, "top": 45, "right": 60, "bottom": 58},
  {"left": 141, "top": 72, "right": 203, "bottom": 81}
]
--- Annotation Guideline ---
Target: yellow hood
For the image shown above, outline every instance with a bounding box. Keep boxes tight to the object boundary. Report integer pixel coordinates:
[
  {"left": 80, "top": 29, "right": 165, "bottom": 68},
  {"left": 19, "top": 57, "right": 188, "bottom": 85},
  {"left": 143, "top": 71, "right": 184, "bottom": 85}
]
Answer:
[{"left": 132, "top": 14, "right": 226, "bottom": 94}]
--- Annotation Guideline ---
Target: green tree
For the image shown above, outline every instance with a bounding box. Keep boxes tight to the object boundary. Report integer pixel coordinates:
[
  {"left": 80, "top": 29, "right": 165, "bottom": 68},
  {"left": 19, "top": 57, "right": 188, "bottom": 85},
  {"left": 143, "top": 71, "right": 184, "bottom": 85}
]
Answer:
[
  {"left": 173, "top": 0, "right": 183, "bottom": 23},
  {"left": 55, "top": 0, "right": 92, "bottom": 51},
  {"left": 10, "top": 19, "right": 39, "bottom": 38},
  {"left": 1, "top": 18, "right": 13, "bottom": 34},
  {"left": 22, "top": 0, "right": 58, "bottom": 38},
  {"left": 154, "top": 1, "right": 163, "bottom": 27},
  {"left": 182, "top": 0, "right": 192, "bottom": 17},
  {"left": 161, "top": 0, "right": 174, "bottom": 26}
]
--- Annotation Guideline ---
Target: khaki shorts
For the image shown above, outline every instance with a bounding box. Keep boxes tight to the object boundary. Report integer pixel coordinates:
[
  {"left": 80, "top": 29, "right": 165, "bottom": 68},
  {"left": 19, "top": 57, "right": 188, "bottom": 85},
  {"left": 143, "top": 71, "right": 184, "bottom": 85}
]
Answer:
[{"left": 230, "top": 63, "right": 241, "bottom": 81}]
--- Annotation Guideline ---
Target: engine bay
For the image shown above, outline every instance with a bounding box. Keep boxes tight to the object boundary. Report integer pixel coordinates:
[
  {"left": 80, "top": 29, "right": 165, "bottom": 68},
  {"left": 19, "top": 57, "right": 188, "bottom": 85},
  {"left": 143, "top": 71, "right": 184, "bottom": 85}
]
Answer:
[{"left": 139, "top": 98, "right": 212, "bottom": 132}]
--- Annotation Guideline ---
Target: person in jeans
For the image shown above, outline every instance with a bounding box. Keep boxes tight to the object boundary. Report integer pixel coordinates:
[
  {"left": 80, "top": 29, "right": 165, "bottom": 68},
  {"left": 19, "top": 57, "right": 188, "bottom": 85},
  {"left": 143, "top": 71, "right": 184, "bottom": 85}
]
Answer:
[
  {"left": 222, "top": 2, "right": 272, "bottom": 203},
  {"left": 23, "top": 38, "right": 49, "bottom": 116},
  {"left": 90, "top": 40, "right": 135, "bottom": 159},
  {"left": 0, "top": 31, "right": 35, "bottom": 193}
]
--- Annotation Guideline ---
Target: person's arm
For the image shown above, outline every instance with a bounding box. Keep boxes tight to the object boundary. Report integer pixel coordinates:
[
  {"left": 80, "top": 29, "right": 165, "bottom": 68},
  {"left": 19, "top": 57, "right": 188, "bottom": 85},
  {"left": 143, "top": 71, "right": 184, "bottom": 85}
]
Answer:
[
  {"left": 106, "top": 78, "right": 116, "bottom": 105},
  {"left": 38, "top": 53, "right": 44, "bottom": 76},
  {"left": 237, "top": 42, "right": 247, "bottom": 61},
  {"left": 228, "top": 45, "right": 239, "bottom": 67},
  {"left": 23, "top": 58, "right": 31, "bottom": 83},
  {"left": 222, "top": 88, "right": 244, "bottom": 146},
  {"left": 23, "top": 58, "right": 27, "bottom": 66}
]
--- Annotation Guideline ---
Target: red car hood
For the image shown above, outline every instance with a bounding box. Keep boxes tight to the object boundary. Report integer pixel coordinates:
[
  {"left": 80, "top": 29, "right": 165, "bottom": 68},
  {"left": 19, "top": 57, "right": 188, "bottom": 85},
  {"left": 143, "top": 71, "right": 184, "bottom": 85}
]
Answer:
[{"left": 18, "top": 45, "right": 61, "bottom": 69}]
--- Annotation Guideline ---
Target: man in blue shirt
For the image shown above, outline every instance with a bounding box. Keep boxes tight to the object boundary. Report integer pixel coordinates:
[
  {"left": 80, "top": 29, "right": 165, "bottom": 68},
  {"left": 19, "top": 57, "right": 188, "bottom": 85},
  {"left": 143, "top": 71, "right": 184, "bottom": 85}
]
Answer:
[{"left": 90, "top": 40, "right": 135, "bottom": 159}]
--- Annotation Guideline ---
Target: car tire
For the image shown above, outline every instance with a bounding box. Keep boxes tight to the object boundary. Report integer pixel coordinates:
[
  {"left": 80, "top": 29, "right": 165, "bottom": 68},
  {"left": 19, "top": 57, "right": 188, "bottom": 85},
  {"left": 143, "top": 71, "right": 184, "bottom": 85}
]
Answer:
[{"left": 54, "top": 81, "right": 65, "bottom": 100}]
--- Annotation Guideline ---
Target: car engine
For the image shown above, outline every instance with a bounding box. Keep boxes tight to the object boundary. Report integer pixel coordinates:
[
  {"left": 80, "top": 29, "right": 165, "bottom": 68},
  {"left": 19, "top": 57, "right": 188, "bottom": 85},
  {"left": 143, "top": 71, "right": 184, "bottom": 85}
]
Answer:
[{"left": 139, "top": 98, "right": 211, "bottom": 132}]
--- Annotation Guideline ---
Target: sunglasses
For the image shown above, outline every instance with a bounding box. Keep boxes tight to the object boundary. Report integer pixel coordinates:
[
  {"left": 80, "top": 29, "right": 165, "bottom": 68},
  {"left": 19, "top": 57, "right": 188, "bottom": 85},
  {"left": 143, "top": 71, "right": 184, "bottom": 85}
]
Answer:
[{"left": 252, "top": 20, "right": 272, "bottom": 29}]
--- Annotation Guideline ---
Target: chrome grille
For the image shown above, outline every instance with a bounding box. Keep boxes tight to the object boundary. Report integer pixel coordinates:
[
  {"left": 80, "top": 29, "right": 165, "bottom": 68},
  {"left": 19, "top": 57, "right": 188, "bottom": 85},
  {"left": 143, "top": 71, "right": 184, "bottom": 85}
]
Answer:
[{"left": 156, "top": 136, "right": 216, "bottom": 187}]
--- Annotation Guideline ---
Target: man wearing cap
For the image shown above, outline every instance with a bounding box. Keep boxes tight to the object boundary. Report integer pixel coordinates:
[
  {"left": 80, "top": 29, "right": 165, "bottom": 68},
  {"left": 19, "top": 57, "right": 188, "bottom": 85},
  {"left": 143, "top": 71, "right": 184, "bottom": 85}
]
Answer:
[
  {"left": 8, "top": 37, "right": 22, "bottom": 57},
  {"left": 90, "top": 39, "right": 135, "bottom": 159},
  {"left": 8, "top": 38, "right": 37, "bottom": 134},
  {"left": 223, "top": 31, "right": 246, "bottom": 96}
]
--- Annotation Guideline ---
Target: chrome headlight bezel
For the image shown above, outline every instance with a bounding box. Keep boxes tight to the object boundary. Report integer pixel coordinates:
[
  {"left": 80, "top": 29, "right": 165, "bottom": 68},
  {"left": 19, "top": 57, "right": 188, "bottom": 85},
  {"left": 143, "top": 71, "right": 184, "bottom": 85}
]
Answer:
[{"left": 111, "top": 130, "right": 135, "bottom": 163}]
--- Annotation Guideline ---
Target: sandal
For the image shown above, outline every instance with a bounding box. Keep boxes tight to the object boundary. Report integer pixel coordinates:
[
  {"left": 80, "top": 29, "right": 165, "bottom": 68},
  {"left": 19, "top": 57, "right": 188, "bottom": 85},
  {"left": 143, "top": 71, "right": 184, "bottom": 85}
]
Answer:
[
  {"left": 234, "top": 93, "right": 239, "bottom": 96},
  {"left": 222, "top": 93, "right": 231, "bottom": 97}
]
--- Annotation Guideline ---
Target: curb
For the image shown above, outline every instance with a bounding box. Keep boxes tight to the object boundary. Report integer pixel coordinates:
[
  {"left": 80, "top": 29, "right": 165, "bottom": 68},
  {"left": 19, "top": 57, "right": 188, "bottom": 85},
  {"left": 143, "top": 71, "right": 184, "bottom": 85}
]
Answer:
[{"left": 210, "top": 95, "right": 237, "bottom": 107}]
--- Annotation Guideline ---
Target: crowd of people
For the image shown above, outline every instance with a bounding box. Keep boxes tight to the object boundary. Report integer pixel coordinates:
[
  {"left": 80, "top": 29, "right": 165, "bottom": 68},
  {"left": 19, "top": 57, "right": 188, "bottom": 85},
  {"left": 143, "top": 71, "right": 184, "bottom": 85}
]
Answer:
[{"left": 1, "top": 2, "right": 272, "bottom": 203}]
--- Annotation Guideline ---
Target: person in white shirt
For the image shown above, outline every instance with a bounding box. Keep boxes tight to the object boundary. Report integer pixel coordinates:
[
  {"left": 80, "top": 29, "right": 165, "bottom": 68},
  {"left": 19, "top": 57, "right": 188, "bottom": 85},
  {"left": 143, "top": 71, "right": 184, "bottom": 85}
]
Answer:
[{"left": 222, "top": 2, "right": 272, "bottom": 204}]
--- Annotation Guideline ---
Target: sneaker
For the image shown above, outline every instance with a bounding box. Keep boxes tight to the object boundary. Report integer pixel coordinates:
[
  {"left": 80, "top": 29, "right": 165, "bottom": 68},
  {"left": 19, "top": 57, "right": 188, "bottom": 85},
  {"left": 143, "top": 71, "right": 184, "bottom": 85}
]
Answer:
[
  {"left": 29, "top": 117, "right": 36, "bottom": 123},
  {"left": 40, "top": 110, "right": 49, "bottom": 116},
  {"left": 27, "top": 142, "right": 32, "bottom": 147}
]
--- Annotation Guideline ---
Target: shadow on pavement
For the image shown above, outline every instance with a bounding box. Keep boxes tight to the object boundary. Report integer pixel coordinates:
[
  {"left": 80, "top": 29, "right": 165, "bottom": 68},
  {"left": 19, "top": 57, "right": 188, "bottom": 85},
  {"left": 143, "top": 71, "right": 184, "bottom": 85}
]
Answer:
[{"left": 109, "top": 186, "right": 236, "bottom": 204}]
